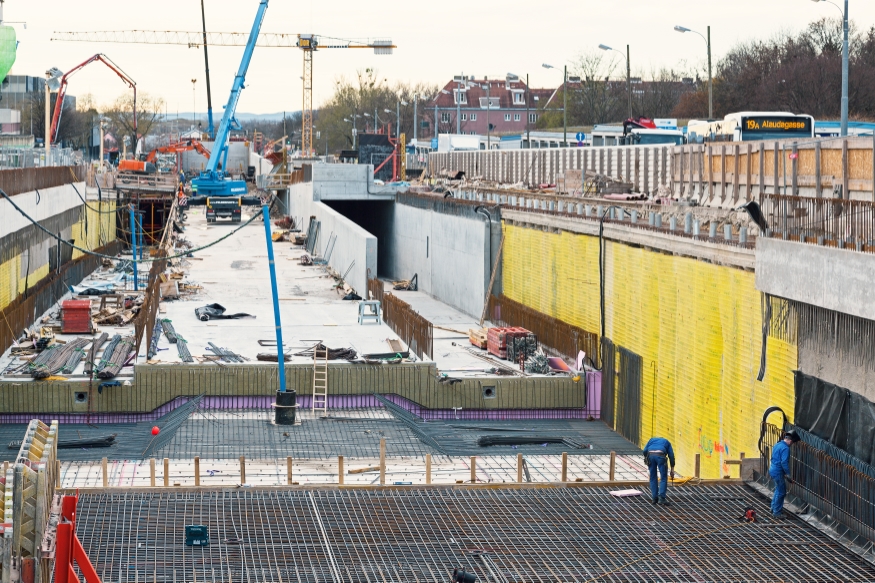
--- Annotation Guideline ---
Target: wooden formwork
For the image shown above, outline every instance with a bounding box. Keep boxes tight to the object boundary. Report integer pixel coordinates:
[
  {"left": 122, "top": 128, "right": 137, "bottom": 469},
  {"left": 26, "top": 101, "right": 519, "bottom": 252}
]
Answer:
[{"left": 1, "top": 420, "right": 59, "bottom": 583}]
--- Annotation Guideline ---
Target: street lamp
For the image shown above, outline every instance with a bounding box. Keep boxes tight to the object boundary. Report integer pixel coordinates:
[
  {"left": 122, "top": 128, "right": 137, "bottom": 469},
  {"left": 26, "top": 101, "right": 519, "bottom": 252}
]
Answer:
[
  {"left": 599, "top": 43, "right": 632, "bottom": 120},
  {"left": 810, "top": 0, "right": 849, "bottom": 137},
  {"left": 343, "top": 114, "right": 360, "bottom": 148},
  {"left": 45, "top": 67, "right": 63, "bottom": 163},
  {"left": 386, "top": 99, "right": 407, "bottom": 139},
  {"left": 191, "top": 78, "right": 197, "bottom": 130},
  {"left": 675, "top": 25, "right": 712, "bottom": 120},
  {"left": 543, "top": 63, "right": 571, "bottom": 146}
]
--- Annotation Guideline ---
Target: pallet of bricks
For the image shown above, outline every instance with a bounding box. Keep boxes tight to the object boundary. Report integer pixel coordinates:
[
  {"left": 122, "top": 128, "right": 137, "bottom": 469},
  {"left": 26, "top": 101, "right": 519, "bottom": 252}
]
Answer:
[{"left": 486, "top": 327, "right": 537, "bottom": 363}]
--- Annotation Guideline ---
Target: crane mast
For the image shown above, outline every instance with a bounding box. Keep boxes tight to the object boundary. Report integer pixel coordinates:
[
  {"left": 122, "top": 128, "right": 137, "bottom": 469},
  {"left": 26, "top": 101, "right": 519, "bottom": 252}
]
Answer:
[{"left": 192, "top": 0, "right": 268, "bottom": 196}]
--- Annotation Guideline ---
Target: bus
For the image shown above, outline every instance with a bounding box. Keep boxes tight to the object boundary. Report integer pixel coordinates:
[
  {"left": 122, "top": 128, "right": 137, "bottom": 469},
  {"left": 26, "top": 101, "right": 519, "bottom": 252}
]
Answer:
[{"left": 687, "top": 111, "right": 815, "bottom": 143}]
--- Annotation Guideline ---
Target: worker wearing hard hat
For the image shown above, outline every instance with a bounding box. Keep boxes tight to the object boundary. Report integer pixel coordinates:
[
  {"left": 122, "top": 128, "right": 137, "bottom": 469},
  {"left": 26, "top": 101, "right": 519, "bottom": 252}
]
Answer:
[
  {"left": 770, "top": 430, "right": 800, "bottom": 519},
  {"left": 643, "top": 436, "right": 675, "bottom": 506}
]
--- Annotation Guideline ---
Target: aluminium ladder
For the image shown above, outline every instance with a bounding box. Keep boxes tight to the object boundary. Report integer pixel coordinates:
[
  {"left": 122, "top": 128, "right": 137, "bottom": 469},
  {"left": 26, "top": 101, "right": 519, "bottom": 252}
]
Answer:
[{"left": 311, "top": 344, "right": 329, "bottom": 416}]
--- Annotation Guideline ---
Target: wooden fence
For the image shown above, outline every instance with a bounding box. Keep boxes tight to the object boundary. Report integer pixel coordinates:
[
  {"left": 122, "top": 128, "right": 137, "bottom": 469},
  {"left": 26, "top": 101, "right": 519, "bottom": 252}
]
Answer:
[{"left": 0, "top": 166, "right": 86, "bottom": 196}]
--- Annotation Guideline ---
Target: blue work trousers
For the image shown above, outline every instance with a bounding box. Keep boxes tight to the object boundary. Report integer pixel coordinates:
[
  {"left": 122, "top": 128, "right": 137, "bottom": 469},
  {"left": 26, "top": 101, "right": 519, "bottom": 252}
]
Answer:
[
  {"left": 648, "top": 455, "right": 668, "bottom": 500},
  {"left": 770, "top": 471, "right": 787, "bottom": 516}
]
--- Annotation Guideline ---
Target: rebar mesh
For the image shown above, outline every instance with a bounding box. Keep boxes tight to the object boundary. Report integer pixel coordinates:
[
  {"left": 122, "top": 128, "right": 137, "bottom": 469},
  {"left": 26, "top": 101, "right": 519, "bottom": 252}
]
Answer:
[{"left": 73, "top": 485, "right": 875, "bottom": 583}]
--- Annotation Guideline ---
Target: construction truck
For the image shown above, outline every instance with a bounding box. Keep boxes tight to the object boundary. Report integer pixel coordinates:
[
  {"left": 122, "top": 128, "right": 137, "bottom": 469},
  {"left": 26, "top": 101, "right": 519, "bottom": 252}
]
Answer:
[{"left": 185, "top": 0, "right": 268, "bottom": 223}]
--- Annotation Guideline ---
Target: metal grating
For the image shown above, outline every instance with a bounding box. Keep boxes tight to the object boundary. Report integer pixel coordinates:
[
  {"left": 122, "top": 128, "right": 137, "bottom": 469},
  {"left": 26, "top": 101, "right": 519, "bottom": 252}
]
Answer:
[{"left": 72, "top": 485, "right": 875, "bottom": 583}]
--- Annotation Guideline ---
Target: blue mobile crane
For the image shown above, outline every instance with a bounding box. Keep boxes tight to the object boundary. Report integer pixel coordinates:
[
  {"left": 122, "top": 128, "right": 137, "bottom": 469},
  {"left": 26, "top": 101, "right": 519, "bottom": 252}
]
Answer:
[{"left": 188, "top": 0, "right": 267, "bottom": 222}]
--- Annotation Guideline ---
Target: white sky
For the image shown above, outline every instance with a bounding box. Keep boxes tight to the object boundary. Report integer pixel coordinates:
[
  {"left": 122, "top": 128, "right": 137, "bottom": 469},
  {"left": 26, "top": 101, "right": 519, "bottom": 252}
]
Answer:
[{"left": 6, "top": 0, "right": 875, "bottom": 114}]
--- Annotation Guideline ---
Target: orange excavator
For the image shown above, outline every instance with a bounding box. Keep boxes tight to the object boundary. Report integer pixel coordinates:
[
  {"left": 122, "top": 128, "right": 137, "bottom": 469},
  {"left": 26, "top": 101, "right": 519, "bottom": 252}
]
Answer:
[{"left": 118, "top": 140, "right": 212, "bottom": 174}]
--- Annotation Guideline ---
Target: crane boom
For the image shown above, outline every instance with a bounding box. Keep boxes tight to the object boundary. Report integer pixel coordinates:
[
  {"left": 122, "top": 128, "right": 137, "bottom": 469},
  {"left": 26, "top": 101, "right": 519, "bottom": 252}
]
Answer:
[
  {"left": 191, "top": 0, "right": 268, "bottom": 197},
  {"left": 50, "top": 54, "right": 136, "bottom": 145},
  {"left": 51, "top": 30, "right": 391, "bottom": 49}
]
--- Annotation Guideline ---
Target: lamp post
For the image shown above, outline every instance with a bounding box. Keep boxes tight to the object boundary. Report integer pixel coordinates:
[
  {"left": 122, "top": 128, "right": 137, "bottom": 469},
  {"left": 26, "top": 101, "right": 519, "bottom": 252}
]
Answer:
[
  {"left": 810, "top": 0, "right": 849, "bottom": 137},
  {"left": 343, "top": 114, "right": 360, "bottom": 148},
  {"left": 543, "top": 63, "right": 573, "bottom": 146},
  {"left": 44, "top": 67, "right": 63, "bottom": 165},
  {"left": 386, "top": 100, "right": 407, "bottom": 139},
  {"left": 675, "top": 25, "right": 712, "bottom": 119},
  {"left": 413, "top": 94, "right": 418, "bottom": 141},
  {"left": 191, "top": 78, "right": 197, "bottom": 129},
  {"left": 599, "top": 43, "right": 632, "bottom": 119}
]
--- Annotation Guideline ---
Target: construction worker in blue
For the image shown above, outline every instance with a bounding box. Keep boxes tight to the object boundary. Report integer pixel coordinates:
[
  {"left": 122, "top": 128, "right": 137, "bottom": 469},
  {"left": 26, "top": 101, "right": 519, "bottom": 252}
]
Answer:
[
  {"left": 643, "top": 436, "right": 675, "bottom": 506},
  {"left": 770, "top": 430, "right": 800, "bottom": 519}
]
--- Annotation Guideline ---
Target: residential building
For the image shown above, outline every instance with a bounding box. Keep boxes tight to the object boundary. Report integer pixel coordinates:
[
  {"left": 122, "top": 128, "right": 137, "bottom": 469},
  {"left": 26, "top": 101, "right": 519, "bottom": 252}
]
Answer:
[{"left": 427, "top": 76, "right": 557, "bottom": 139}]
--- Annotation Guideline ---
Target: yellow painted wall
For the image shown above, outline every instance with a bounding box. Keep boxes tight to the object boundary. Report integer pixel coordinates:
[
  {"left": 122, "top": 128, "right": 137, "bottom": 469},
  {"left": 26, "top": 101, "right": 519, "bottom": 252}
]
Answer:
[
  {"left": 502, "top": 223, "right": 797, "bottom": 478},
  {"left": 0, "top": 201, "right": 116, "bottom": 312}
]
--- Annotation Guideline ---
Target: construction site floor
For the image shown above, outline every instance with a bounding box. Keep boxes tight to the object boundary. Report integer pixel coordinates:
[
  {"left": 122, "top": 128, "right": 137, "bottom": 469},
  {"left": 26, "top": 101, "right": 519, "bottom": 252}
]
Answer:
[
  {"left": 71, "top": 484, "right": 875, "bottom": 582},
  {"left": 0, "top": 408, "right": 638, "bottom": 462}
]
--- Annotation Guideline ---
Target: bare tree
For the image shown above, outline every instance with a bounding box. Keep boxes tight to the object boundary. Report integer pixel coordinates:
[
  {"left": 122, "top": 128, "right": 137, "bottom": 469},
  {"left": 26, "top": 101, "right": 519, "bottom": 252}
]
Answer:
[{"left": 103, "top": 92, "right": 164, "bottom": 156}]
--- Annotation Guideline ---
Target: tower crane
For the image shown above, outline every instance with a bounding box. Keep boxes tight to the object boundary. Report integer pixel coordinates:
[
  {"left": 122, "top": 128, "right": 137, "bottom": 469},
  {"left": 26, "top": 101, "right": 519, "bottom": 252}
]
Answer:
[{"left": 51, "top": 30, "right": 395, "bottom": 156}]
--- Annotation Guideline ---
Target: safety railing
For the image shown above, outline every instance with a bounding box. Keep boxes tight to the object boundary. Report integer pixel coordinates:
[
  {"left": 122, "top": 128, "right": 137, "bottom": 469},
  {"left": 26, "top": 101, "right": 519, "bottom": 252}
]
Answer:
[
  {"left": 382, "top": 292, "right": 433, "bottom": 360},
  {"left": 258, "top": 169, "right": 308, "bottom": 190},
  {"left": 760, "top": 193, "right": 875, "bottom": 253},
  {"left": 760, "top": 422, "right": 875, "bottom": 544}
]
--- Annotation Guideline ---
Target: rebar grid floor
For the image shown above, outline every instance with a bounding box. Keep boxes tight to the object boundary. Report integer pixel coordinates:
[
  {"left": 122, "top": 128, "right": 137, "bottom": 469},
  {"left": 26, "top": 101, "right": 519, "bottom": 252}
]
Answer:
[
  {"left": 73, "top": 485, "right": 875, "bottom": 583},
  {"left": 3, "top": 409, "right": 639, "bottom": 462}
]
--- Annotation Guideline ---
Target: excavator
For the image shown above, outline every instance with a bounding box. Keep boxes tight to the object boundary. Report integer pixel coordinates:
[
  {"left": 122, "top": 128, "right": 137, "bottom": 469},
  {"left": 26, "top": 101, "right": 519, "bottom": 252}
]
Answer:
[{"left": 118, "top": 140, "right": 212, "bottom": 174}]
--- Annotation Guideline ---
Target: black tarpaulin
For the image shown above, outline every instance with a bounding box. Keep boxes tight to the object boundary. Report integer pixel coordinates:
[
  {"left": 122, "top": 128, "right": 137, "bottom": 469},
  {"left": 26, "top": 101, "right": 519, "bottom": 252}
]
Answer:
[
  {"left": 794, "top": 371, "right": 875, "bottom": 466},
  {"left": 194, "top": 303, "right": 254, "bottom": 322}
]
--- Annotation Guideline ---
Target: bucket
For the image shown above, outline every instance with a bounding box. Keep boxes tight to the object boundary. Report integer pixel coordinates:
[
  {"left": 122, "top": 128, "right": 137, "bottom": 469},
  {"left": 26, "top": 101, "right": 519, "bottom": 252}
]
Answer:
[{"left": 274, "top": 389, "right": 297, "bottom": 425}]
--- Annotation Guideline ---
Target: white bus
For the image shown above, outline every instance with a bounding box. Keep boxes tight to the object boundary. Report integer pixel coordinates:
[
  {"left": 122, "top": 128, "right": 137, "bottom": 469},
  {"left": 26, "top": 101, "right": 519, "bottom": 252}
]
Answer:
[{"left": 687, "top": 111, "right": 815, "bottom": 143}]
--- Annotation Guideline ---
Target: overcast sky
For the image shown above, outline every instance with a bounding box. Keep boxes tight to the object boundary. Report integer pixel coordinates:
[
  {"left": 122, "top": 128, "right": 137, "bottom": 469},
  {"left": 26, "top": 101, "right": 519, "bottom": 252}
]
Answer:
[{"left": 6, "top": 0, "right": 875, "bottom": 115}]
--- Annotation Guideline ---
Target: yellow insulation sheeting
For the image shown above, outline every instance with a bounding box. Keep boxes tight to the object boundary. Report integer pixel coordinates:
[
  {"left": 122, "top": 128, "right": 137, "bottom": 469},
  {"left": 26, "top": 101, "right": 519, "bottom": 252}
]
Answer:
[
  {"left": 502, "top": 222, "right": 797, "bottom": 479},
  {"left": 0, "top": 201, "right": 117, "bottom": 312}
]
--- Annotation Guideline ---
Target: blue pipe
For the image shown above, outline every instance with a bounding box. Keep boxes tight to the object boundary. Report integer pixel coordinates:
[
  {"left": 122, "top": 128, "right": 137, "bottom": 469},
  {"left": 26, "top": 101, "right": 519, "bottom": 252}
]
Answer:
[
  {"left": 128, "top": 206, "right": 138, "bottom": 291},
  {"left": 262, "top": 203, "right": 286, "bottom": 392}
]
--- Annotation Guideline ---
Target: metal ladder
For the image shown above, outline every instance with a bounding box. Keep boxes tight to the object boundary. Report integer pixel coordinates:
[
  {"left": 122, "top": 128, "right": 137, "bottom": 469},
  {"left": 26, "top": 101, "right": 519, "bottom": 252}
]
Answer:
[{"left": 311, "top": 344, "right": 329, "bottom": 416}]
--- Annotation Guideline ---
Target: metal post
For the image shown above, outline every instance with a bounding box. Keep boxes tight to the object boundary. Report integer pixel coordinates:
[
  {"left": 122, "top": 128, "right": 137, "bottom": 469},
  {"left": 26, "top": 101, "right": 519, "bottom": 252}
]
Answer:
[
  {"left": 396, "top": 101, "right": 400, "bottom": 139},
  {"left": 563, "top": 65, "right": 568, "bottom": 146},
  {"left": 707, "top": 26, "right": 713, "bottom": 120},
  {"left": 44, "top": 75, "right": 51, "bottom": 164},
  {"left": 841, "top": 0, "right": 849, "bottom": 137},
  {"left": 413, "top": 94, "right": 418, "bottom": 141},
  {"left": 263, "top": 204, "right": 287, "bottom": 392},
  {"left": 434, "top": 103, "right": 438, "bottom": 139},
  {"left": 626, "top": 45, "right": 632, "bottom": 119},
  {"left": 128, "top": 206, "right": 138, "bottom": 291}
]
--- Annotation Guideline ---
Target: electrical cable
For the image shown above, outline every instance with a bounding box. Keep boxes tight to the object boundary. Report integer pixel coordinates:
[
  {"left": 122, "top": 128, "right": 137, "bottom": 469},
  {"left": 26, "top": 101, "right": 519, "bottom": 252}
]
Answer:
[{"left": 0, "top": 186, "right": 262, "bottom": 264}]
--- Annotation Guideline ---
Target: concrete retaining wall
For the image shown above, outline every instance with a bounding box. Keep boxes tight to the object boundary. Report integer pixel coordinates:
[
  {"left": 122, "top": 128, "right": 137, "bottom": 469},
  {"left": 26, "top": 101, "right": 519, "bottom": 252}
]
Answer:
[
  {"left": 756, "top": 238, "right": 875, "bottom": 322},
  {"left": 288, "top": 182, "right": 376, "bottom": 295},
  {"left": 0, "top": 362, "right": 582, "bottom": 419},
  {"left": 381, "top": 200, "right": 493, "bottom": 318},
  {"left": 311, "top": 164, "right": 400, "bottom": 201}
]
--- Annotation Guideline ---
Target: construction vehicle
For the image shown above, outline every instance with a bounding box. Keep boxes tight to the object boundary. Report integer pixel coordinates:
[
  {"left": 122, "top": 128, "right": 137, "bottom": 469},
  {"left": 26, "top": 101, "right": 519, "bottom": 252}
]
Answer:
[
  {"left": 118, "top": 140, "right": 212, "bottom": 174},
  {"left": 52, "top": 31, "right": 395, "bottom": 157},
  {"left": 49, "top": 54, "right": 136, "bottom": 146},
  {"left": 186, "top": 0, "right": 269, "bottom": 223}
]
